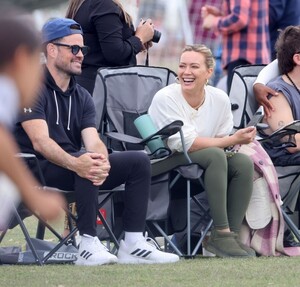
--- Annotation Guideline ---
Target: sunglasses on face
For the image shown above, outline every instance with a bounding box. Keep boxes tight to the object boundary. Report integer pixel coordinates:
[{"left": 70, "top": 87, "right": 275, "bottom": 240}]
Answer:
[{"left": 52, "top": 43, "right": 89, "bottom": 56}]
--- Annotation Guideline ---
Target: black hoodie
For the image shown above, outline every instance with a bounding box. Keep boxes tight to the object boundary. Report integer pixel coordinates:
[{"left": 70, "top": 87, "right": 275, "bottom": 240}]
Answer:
[{"left": 14, "top": 67, "right": 96, "bottom": 159}]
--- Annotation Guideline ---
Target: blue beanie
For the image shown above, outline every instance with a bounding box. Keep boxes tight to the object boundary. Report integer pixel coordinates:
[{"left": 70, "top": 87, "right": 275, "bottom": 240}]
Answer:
[{"left": 42, "top": 18, "right": 83, "bottom": 44}]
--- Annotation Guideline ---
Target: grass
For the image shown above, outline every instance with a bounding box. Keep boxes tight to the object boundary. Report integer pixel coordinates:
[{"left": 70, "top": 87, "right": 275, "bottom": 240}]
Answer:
[{"left": 1, "top": 217, "right": 300, "bottom": 287}]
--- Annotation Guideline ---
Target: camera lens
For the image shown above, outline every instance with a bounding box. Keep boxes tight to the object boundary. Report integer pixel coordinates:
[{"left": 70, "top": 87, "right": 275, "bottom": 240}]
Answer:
[{"left": 152, "top": 29, "right": 161, "bottom": 43}]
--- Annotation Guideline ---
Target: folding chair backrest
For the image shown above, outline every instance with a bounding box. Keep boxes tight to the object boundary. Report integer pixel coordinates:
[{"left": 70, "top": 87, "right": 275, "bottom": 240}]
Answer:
[
  {"left": 93, "top": 65, "right": 177, "bottom": 150},
  {"left": 229, "top": 64, "right": 266, "bottom": 129}
]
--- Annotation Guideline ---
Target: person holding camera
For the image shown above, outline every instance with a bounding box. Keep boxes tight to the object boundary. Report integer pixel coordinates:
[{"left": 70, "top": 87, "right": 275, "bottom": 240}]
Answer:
[{"left": 66, "top": 0, "right": 155, "bottom": 94}]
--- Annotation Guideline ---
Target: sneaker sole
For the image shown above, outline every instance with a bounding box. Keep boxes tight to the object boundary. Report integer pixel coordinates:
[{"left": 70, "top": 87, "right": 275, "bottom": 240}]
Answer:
[
  {"left": 204, "top": 243, "right": 250, "bottom": 258},
  {"left": 75, "top": 257, "right": 118, "bottom": 266},
  {"left": 117, "top": 255, "right": 179, "bottom": 265}
]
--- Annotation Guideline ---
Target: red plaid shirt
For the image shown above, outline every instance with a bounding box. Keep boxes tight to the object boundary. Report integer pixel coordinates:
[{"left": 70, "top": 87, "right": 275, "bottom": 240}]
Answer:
[{"left": 217, "top": 0, "right": 271, "bottom": 68}]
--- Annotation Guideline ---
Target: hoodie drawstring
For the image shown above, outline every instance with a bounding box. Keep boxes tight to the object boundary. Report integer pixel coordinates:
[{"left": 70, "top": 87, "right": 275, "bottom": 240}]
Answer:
[
  {"left": 53, "top": 90, "right": 72, "bottom": 130},
  {"left": 53, "top": 90, "right": 59, "bottom": 125},
  {"left": 67, "top": 96, "right": 72, "bottom": 131}
]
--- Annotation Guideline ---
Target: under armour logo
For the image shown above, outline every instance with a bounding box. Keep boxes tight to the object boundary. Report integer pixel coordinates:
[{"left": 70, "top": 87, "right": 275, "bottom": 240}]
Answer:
[{"left": 23, "top": 108, "right": 32, "bottom": 113}]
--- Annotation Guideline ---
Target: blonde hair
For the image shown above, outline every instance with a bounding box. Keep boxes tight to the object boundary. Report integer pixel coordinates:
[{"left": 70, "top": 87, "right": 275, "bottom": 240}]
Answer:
[
  {"left": 66, "top": 0, "right": 132, "bottom": 25},
  {"left": 181, "top": 44, "right": 216, "bottom": 70}
]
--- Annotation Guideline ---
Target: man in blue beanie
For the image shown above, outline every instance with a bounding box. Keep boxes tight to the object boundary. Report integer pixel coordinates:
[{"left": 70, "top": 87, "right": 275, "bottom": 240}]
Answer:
[{"left": 14, "top": 17, "right": 179, "bottom": 266}]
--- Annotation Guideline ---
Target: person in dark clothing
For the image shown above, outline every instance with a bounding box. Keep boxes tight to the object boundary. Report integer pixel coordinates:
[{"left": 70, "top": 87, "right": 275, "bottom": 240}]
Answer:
[
  {"left": 14, "top": 18, "right": 179, "bottom": 266},
  {"left": 269, "top": 0, "right": 300, "bottom": 60},
  {"left": 66, "top": 0, "right": 155, "bottom": 94}
]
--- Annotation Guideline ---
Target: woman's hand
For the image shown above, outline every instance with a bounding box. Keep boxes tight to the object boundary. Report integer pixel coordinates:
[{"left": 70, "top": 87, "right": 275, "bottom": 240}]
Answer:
[
  {"left": 232, "top": 126, "right": 257, "bottom": 145},
  {"left": 135, "top": 19, "right": 154, "bottom": 45}
]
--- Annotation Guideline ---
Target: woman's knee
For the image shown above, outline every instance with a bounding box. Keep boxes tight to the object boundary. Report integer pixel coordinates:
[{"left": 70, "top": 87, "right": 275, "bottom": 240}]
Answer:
[
  {"left": 190, "top": 147, "right": 227, "bottom": 169},
  {"left": 230, "top": 153, "right": 254, "bottom": 175}
]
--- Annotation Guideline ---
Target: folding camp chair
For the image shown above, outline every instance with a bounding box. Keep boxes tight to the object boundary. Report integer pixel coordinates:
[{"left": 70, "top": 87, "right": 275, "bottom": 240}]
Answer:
[
  {"left": 0, "top": 153, "right": 78, "bottom": 265},
  {"left": 228, "top": 64, "right": 300, "bottom": 242},
  {"left": 92, "top": 65, "right": 213, "bottom": 258},
  {"left": 0, "top": 152, "right": 122, "bottom": 264}
]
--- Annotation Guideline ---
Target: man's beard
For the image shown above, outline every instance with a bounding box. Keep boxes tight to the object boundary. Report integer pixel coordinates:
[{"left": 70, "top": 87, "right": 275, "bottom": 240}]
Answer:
[{"left": 55, "top": 60, "right": 82, "bottom": 77}]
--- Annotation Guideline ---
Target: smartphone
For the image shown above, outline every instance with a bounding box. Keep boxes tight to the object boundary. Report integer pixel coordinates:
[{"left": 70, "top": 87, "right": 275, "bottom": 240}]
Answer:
[{"left": 247, "top": 106, "right": 264, "bottom": 127}]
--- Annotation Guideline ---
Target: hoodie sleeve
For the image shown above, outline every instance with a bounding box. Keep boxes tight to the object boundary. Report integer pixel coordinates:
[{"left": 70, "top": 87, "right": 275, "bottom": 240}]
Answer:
[
  {"left": 81, "top": 91, "right": 97, "bottom": 130},
  {"left": 17, "top": 89, "right": 47, "bottom": 123}
]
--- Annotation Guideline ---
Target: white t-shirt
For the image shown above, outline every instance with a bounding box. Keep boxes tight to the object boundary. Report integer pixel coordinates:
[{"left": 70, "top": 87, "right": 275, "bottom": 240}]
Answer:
[
  {"left": 0, "top": 76, "right": 20, "bottom": 129},
  {"left": 148, "top": 83, "right": 233, "bottom": 152}
]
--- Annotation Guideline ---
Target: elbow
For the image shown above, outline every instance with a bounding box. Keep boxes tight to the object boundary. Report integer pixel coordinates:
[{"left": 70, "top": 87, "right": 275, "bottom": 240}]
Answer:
[
  {"left": 31, "top": 139, "right": 44, "bottom": 155},
  {"left": 102, "top": 46, "right": 131, "bottom": 65},
  {"left": 286, "top": 147, "right": 298, "bottom": 154}
]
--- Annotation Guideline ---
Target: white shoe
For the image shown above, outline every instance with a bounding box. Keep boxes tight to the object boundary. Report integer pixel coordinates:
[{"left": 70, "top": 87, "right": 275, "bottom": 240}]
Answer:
[
  {"left": 117, "top": 237, "right": 180, "bottom": 264},
  {"left": 75, "top": 234, "right": 118, "bottom": 266}
]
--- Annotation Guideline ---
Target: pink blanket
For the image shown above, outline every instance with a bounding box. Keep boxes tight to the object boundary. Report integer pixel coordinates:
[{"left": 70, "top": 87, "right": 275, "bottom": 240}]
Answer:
[{"left": 238, "top": 140, "right": 300, "bottom": 256}]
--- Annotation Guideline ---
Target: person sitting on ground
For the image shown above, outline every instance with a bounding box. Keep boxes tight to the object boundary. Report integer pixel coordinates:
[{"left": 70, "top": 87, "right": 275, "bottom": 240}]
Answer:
[
  {"left": 14, "top": 17, "right": 179, "bottom": 266},
  {"left": 0, "top": 4, "right": 65, "bottom": 230},
  {"left": 149, "top": 44, "right": 256, "bottom": 258}
]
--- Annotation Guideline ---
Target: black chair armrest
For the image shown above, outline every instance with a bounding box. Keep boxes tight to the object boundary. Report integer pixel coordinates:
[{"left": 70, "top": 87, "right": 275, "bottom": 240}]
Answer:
[
  {"left": 259, "top": 120, "right": 300, "bottom": 149},
  {"left": 106, "top": 120, "right": 183, "bottom": 146},
  {"left": 106, "top": 120, "right": 183, "bottom": 160}
]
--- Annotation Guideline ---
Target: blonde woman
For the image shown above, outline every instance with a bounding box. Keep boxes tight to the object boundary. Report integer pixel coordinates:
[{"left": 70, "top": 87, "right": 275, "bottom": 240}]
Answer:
[
  {"left": 66, "top": 0, "right": 154, "bottom": 94},
  {"left": 149, "top": 44, "right": 257, "bottom": 258}
]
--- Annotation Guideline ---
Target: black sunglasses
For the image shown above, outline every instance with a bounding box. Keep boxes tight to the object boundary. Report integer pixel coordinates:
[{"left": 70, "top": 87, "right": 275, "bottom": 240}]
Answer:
[{"left": 52, "top": 43, "right": 89, "bottom": 56}]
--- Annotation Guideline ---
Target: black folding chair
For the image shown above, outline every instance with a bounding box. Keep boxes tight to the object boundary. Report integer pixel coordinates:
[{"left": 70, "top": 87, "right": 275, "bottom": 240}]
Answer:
[{"left": 92, "top": 65, "right": 213, "bottom": 258}]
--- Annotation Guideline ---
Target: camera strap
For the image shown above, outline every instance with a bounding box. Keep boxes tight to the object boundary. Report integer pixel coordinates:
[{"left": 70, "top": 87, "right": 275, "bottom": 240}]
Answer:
[{"left": 145, "top": 46, "right": 149, "bottom": 66}]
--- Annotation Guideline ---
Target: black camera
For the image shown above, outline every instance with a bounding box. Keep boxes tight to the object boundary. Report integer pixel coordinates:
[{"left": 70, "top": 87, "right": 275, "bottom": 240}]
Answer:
[
  {"left": 143, "top": 21, "right": 161, "bottom": 43},
  {"left": 152, "top": 29, "right": 161, "bottom": 43}
]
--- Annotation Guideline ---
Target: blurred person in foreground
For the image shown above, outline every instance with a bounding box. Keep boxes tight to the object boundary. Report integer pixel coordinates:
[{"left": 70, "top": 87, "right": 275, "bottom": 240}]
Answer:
[{"left": 0, "top": 4, "right": 65, "bottom": 230}]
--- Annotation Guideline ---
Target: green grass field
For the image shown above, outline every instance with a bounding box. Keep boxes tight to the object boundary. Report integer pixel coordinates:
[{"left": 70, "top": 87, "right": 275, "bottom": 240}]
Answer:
[{"left": 1, "top": 217, "right": 300, "bottom": 287}]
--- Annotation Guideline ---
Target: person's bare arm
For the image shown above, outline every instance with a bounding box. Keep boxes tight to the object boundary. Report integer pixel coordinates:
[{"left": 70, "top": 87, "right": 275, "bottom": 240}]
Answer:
[
  {"left": 189, "top": 126, "right": 256, "bottom": 152},
  {"left": 253, "top": 59, "right": 280, "bottom": 117},
  {"left": 265, "top": 93, "right": 300, "bottom": 153},
  {"left": 0, "top": 125, "right": 65, "bottom": 220},
  {"left": 81, "top": 127, "right": 110, "bottom": 186},
  {"left": 21, "top": 119, "right": 103, "bottom": 181},
  {"left": 253, "top": 84, "right": 279, "bottom": 118}
]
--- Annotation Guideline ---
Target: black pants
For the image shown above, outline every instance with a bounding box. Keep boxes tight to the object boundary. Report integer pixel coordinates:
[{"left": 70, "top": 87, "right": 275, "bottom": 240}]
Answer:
[{"left": 40, "top": 151, "right": 151, "bottom": 236}]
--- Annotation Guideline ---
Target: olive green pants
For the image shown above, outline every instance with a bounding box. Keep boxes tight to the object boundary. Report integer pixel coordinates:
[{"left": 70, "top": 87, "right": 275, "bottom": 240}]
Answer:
[{"left": 151, "top": 147, "right": 253, "bottom": 232}]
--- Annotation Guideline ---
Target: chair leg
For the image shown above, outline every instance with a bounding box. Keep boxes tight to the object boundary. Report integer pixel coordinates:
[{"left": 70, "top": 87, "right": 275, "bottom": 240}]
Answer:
[
  {"left": 35, "top": 220, "right": 46, "bottom": 240},
  {"left": 12, "top": 207, "right": 43, "bottom": 265},
  {"left": 192, "top": 219, "right": 213, "bottom": 256},
  {"left": 186, "top": 179, "right": 191, "bottom": 257},
  {"left": 41, "top": 227, "right": 78, "bottom": 264},
  {"left": 97, "top": 209, "right": 119, "bottom": 250},
  {"left": 151, "top": 222, "right": 183, "bottom": 256},
  {"left": 282, "top": 208, "right": 300, "bottom": 242}
]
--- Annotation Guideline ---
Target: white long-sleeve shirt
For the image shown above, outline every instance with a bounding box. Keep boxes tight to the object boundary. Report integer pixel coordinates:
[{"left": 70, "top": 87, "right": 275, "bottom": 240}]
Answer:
[
  {"left": 254, "top": 59, "right": 280, "bottom": 85},
  {"left": 148, "top": 83, "right": 233, "bottom": 152}
]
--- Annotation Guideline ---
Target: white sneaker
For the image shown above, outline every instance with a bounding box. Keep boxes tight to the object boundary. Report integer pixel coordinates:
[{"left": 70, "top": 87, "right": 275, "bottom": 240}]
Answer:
[
  {"left": 117, "top": 237, "right": 180, "bottom": 264},
  {"left": 75, "top": 234, "right": 118, "bottom": 266}
]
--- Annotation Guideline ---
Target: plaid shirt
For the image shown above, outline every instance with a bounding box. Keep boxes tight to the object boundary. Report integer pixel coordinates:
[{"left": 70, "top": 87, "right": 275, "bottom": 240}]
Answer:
[
  {"left": 217, "top": 0, "right": 271, "bottom": 68},
  {"left": 188, "top": 0, "right": 223, "bottom": 48}
]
